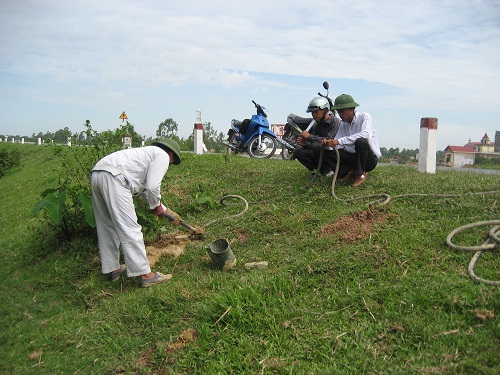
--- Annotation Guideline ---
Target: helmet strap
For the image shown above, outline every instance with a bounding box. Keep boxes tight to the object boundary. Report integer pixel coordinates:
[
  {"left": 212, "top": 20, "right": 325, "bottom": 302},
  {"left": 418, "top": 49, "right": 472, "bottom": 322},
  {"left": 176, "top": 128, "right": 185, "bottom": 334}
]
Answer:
[{"left": 320, "top": 109, "right": 328, "bottom": 123}]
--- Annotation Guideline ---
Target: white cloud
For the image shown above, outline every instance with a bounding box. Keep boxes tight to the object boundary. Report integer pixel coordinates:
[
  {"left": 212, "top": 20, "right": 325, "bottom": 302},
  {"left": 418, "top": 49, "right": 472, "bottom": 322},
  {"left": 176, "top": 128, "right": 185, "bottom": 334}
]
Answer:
[{"left": 1, "top": 0, "right": 499, "bottom": 149}]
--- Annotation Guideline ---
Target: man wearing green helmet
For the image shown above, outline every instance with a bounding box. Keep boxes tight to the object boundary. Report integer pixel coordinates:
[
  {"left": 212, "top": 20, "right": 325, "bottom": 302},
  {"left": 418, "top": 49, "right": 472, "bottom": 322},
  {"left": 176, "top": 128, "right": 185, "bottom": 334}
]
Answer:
[
  {"left": 90, "top": 138, "right": 183, "bottom": 287},
  {"left": 320, "top": 94, "right": 381, "bottom": 187},
  {"left": 294, "top": 96, "right": 341, "bottom": 177}
]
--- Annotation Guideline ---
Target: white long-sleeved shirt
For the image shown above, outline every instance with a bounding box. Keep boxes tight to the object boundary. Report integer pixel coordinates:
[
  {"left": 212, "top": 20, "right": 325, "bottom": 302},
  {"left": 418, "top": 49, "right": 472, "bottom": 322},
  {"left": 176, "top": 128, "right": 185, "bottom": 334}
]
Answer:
[
  {"left": 335, "top": 110, "right": 382, "bottom": 158},
  {"left": 92, "top": 146, "right": 170, "bottom": 209}
]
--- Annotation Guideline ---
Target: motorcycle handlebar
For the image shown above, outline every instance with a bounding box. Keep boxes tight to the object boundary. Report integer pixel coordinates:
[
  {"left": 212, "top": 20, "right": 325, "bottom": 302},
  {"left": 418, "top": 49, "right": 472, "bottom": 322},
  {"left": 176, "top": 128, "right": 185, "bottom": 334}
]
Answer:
[{"left": 318, "top": 93, "right": 334, "bottom": 111}]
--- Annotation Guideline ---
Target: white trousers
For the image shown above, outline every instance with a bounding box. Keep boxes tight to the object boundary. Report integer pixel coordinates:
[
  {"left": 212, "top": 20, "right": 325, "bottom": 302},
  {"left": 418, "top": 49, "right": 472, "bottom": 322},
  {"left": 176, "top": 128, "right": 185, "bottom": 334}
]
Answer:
[{"left": 91, "top": 171, "right": 151, "bottom": 277}]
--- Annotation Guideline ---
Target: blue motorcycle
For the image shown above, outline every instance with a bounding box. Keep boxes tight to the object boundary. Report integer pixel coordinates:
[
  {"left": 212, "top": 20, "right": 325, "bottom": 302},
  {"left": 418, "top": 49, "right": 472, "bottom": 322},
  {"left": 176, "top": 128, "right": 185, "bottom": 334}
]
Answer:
[{"left": 223, "top": 100, "right": 278, "bottom": 158}]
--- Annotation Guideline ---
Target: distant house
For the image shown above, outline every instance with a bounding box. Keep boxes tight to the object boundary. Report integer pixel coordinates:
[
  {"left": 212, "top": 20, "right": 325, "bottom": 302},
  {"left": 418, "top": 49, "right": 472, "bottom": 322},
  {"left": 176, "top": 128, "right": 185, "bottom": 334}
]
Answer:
[
  {"left": 444, "top": 132, "right": 500, "bottom": 167},
  {"left": 463, "top": 133, "right": 495, "bottom": 153},
  {"left": 444, "top": 145, "right": 476, "bottom": 167}
]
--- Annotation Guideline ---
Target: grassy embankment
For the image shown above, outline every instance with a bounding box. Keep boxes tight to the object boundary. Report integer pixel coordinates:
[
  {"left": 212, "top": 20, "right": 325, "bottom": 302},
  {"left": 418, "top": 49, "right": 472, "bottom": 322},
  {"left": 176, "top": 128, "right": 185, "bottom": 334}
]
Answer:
[{"left": 0, "top": 143, "right": 499, "bottom": 374}]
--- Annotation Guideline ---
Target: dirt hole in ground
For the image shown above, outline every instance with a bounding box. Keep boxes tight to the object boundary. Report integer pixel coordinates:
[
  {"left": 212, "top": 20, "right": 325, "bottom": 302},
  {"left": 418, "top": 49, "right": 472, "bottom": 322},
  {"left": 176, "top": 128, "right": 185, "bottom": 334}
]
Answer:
[
  {"left": 146, "top": 233, "right": 194, "bottom": 267},
  {"left": 319, "top": 209, "right": 389, "bottom": 243},
  {"left": 138, "top": 328, "right": 198, "bottom": 368}
]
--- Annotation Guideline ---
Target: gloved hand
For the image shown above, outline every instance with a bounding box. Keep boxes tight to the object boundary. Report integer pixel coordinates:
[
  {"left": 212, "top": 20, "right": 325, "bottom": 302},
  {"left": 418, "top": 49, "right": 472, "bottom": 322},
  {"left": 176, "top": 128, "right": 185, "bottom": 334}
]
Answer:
[
  {"left": 164, "top": 208, "right": 182, "bottom": 226},
  {"left": 150, "top": 203, "right": 166, "bottom": 217}
]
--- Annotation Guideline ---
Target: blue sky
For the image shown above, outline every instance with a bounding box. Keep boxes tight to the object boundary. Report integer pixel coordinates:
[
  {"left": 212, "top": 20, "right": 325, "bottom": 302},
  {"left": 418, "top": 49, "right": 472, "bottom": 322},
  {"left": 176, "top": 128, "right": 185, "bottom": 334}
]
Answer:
[{"left": 1, "top": 0, "right": 499, "bottom": 150}]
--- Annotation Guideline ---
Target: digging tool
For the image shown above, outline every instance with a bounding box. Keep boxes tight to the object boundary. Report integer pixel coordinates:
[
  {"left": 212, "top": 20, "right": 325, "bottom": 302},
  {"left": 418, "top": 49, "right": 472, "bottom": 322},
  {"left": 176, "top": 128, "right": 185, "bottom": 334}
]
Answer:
[{"left": 163, "top": 213, "right": 205, "bottom": 236}]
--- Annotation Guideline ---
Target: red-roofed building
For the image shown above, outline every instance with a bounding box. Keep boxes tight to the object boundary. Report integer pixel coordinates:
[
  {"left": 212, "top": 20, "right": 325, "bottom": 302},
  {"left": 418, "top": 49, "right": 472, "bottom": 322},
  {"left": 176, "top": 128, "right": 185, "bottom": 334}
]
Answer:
[
  {"left": 444, "top": 132, "right": 500, "bottom": 167},
  {"left": 444, "top": 145, "right": 476, "bottom": 167},
  {"left": 463, "top": 133, "right": 495, "bottom": 153}
]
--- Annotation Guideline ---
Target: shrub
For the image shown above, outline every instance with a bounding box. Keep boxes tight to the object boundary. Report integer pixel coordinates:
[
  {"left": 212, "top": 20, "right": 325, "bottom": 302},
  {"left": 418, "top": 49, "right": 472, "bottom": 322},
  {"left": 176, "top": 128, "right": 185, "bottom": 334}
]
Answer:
[
  {"left": 0, "top": 145, "right": 21, "bottom": 178},
  {"left": 31, "top": 120, "right": 125, "bottom": 241},
  {"left": 476, "top": 155, "right": 500, "bottom": 166}
]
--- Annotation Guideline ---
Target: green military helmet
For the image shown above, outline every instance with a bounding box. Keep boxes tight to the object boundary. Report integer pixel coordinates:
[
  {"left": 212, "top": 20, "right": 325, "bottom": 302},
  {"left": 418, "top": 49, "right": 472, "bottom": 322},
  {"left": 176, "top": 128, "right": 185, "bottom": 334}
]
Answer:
[
  {"left": 331, "top": 94, "right": 360, "bottom": 110},
  {"left": 151, "top": 138, "right": 181, "bottom": 165},
  {"left": 306, "top": 97, "right": 330, "bottom": 113}
]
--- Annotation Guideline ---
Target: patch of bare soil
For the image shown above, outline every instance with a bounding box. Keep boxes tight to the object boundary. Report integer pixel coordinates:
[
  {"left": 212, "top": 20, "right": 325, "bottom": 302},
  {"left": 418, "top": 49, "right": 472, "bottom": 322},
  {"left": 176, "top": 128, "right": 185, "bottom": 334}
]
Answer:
[
  {"left": 319, "top": 209, "right": 389, "bottom": 243},
  {"left": 165, "top": 328, "right": 198, "bottom": 354},
  {"left": 138, "top": 328, "right": 198, "bottom": 368},
  {"left": 146, "top": 233, "right": 189, "bottom": 267},
  {"left": 474, "top": 309, "right": 495, "bottom": 321}
]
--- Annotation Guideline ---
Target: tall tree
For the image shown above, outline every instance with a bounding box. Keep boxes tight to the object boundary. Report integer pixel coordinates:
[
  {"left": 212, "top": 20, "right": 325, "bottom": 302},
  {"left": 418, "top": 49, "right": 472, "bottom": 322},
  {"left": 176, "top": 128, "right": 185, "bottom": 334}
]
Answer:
[
  {"left": 202, "top": 122, "right": 224, "bottom": 153},
  {"left": 53, "top": 127, "right": 72, "bottom": 144},
  {"left": 156, "top": 118, "right": 178, "bottom": 139}
]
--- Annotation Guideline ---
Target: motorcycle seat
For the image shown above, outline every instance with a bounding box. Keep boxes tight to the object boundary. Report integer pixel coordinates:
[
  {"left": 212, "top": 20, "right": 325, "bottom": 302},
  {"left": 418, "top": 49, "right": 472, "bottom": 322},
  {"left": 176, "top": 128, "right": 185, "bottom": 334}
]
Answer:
[{"left": 287, "top": 114, "right": 311, "bottom": 131}]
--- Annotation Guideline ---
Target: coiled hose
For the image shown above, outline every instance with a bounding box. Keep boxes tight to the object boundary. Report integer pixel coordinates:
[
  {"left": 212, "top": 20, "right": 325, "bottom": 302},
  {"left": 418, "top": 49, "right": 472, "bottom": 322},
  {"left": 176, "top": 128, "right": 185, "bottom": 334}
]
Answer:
[
  {"left": 199, "top": 195, "right": 249, "bottom": 230},
  {"left": 446, "top": 221, "right": 500, "bottom": 286}
]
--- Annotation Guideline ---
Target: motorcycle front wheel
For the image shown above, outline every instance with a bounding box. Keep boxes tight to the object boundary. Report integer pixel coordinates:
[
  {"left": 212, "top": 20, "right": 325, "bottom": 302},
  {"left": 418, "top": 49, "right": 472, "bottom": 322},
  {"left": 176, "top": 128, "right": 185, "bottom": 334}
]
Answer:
[{"left": 247, "top": 135, "right": 277, "bottom": 159}]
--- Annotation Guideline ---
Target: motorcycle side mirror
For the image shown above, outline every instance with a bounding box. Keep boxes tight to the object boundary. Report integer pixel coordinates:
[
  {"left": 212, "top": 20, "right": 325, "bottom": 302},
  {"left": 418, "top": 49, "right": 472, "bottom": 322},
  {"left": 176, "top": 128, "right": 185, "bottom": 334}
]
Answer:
[{"left": 323, "top": 81, "right": 329, "bottom": 90}]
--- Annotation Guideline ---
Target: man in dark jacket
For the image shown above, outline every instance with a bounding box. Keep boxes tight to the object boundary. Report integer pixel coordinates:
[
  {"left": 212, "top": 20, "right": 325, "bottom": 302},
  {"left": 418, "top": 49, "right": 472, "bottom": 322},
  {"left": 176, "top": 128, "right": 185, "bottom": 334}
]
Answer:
[{"left": 293, "top": 96, "right": 341, "bottom": 177}]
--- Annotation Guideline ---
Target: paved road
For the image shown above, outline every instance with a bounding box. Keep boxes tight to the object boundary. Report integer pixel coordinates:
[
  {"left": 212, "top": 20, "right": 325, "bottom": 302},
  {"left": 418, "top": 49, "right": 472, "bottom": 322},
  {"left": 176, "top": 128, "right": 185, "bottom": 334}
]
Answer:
[{"left": 377, "top": 163, "right": 500, "bottom": 175}]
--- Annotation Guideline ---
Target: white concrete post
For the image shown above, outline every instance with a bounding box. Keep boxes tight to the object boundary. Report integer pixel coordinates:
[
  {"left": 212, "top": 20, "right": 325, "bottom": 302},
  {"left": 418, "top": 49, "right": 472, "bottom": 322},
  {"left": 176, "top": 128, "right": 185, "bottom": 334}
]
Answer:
[
  {"left": 418, "top": 117, "right": 438, "bottom": 173},
  {"left": 4, "top": 136, "right": 7, "bottom": 142},
  {"left": 38, "top": 137, "right": 42, "bottom": 145},
  {"left": 122, "top": 134, "right": 131, "bottom": 149},
  {"left": 67, "top": 136, "right": 72, "bottom": 147},
  {"left": 21, "top": 138, "right": 24, "bottom": 144},
  {"left": 193, "top": 107, "right": 204, "bottom": 154},
  {"left": 11, "top": 137, "right": 15, "bottom": 143}
]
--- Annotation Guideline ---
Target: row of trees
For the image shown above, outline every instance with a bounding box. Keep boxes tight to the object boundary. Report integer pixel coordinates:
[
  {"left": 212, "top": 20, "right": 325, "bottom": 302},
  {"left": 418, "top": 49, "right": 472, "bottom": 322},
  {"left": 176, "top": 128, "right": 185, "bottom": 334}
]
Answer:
[
  {"left": 379, "top": 148, "right": 449, "bottom": 164},
  {"left": 4, "top": 119, "right": 438, "bottom": 162},
  {"left": 1, "top": 128, "right": 75, "bottom": 144},
  {"left": 1, "top": 117, "right": 226, "bottom": 153},
  {"left": 380, "top": 147, "right": 419, "bottom": 164}
]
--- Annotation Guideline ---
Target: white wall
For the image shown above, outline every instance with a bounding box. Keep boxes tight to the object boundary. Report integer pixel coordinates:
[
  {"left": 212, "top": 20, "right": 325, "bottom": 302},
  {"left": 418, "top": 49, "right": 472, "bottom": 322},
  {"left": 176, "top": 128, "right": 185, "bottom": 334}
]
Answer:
[{"left": 452, "top": 153, "right": 475, "bottom": 167}]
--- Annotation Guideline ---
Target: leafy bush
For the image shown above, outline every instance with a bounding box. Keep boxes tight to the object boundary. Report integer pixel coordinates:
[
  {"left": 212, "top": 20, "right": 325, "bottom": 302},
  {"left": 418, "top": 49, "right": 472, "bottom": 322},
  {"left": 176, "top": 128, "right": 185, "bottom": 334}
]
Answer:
[
  {"left": 476, "top": 155, "right": 500, "bottom": 166},
  {"left": 0, "top": 145, "right": 21, "bottom": 178},
  {"left": 31, "top": 120, "right": 129, "bottom": 241}
]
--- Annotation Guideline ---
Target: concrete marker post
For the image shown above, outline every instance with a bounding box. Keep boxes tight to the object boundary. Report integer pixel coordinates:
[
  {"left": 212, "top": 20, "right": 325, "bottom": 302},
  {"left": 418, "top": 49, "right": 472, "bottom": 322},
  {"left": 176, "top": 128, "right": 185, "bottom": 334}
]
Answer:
[
  {"left": 193, "top": 107, "right": 204, "bottom": 154},
  {"left": 418, "top": 117, "right": 438, "bottom": 174}
]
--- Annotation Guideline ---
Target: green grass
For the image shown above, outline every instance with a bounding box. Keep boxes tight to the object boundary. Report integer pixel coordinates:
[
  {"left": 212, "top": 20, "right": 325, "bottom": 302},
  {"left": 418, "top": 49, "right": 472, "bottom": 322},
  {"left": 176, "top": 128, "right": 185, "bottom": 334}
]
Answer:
[{"left": 1, "top": 143, "right": 499, "bottom": 374}]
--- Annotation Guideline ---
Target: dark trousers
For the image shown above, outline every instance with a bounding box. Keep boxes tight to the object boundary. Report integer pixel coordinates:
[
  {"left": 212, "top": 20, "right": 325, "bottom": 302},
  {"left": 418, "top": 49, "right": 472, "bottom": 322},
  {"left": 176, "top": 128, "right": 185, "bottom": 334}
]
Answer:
[
  {"left": 334, "top": 138, "right": 378, "bottom": 177},
  {"left": 294, "top": 143, "right": 338, "bottom": 174}
]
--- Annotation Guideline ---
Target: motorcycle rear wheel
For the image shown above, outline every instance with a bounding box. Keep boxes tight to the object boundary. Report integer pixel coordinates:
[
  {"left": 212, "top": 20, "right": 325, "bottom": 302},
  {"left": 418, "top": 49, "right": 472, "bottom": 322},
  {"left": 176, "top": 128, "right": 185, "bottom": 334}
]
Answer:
[
  {"left": 248, "top": 135, "right": 277, "bottom": 159},
  {"left": 281, "top": 129, "right": 294, "bottom": 160},
  {"left": 224, "top": 133, "right": 238, "bottom": 155}
]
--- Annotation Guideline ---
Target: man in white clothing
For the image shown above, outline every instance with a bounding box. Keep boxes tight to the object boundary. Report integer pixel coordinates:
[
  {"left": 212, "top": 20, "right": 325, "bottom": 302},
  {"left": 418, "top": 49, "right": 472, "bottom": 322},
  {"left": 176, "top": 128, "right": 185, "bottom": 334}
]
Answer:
[
  {"left": 321, "top": 94, "right": 381, "bottom": 187},
  {"left": 90, "top": 139, "right": 182, "bottom": 287}
]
